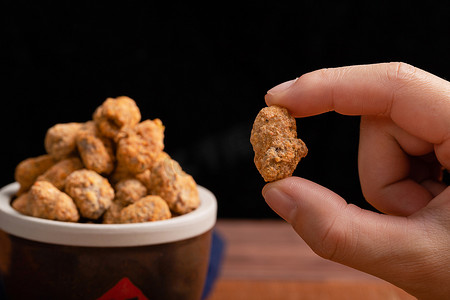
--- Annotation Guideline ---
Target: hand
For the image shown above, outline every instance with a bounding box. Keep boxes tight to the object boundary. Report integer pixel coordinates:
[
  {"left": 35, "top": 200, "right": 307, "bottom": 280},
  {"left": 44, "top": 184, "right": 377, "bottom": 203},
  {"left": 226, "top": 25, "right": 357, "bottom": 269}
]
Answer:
[{"left": 262, "top": 62, "right": 450, "bottom": 300}]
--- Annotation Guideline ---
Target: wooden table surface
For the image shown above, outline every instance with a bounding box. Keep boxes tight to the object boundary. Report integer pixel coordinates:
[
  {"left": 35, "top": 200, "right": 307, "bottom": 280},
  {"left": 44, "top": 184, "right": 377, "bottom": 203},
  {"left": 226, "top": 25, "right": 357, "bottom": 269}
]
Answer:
[{"left": 208, "top": 219, "right": 415, "bottom": 300}]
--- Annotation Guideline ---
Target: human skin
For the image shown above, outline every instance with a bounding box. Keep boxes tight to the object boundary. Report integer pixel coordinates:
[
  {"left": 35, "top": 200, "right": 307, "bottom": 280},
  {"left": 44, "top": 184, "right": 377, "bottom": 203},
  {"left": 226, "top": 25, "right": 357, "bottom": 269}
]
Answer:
[{"left": 262, "top": 62, "right": 450, "bottom": 299}]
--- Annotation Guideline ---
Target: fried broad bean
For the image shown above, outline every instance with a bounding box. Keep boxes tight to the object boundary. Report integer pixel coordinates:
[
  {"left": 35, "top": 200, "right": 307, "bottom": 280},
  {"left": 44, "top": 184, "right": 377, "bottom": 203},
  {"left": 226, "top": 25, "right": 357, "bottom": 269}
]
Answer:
[
  {"left": 65, "top": 169, "right": 114, "bottom": 219},
  {"left": 76, "top": 121, "right": 115, "bottom": 175},
  {"left": 250, "top": 105, "right": 308, "bottom": 182},
  {"left": 116, "top": 119, "right": 165, "bottom": 174},
  {"left": 14, "top": 154, "right": 56, "bottom": 195},
  {"left": 29, "top": 181, "right": 79, "bottom": 222},
  {"left": 11, "top": 96, "right": 202, "bottom": 223},
  {"left": 109, "top": 159, "right": 134, "bottom": 185},
  {"left": 119, "top": 195, "right": 171, "bottom": 223},
  {"left": 102, "top": 200, "right": 125, "bottom": 224},
  {"left": 37, "top": 157, "right": 84, "bottom": 190},
  {"left": 150, "top": 157, "right": 200, "bottom": 215},
  {"left": 93, "top": 96, "right": 141, "bottom": 139},
  {"left": 135, "top": 169, "right": 152, "bottom": 190},
  {"left": 45, "top": 122, "right": 83, "bottom": 160},
  {"left": 115, "top": 178, "right": 147, "bottom": 206},
  {"left": 134, "top": 152, "right": 170, "bottom": 190},
  {"left": 11, "top": 192, "right": 31, "bottom": 216}
]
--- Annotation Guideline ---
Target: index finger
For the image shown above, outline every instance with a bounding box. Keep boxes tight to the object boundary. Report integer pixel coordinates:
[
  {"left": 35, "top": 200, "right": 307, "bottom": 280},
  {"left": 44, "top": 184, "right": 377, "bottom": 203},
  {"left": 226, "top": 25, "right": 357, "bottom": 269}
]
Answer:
[{"left": 265, "top": 62, "right": 450, "bottom": 146}]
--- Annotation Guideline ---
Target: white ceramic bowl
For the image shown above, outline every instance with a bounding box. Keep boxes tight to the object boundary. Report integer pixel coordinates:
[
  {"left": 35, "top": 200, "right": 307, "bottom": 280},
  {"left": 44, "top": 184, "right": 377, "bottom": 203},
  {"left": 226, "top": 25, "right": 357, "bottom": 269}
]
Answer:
[
  {"left": 0, "top": 182, "right": 217, "bottom": 300},
  {"left": 0, "top": 182, "right": 217, "bottom": 247}
]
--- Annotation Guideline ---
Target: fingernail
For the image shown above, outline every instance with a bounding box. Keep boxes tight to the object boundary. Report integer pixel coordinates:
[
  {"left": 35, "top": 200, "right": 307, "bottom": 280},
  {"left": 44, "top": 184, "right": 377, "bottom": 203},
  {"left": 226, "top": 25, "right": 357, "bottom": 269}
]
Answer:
[
  {"left": 262, "top": 185, "right": 296, "bottom": 222},
  {"left": 267, "top": 79, "right": 296, "bottom": 95}
]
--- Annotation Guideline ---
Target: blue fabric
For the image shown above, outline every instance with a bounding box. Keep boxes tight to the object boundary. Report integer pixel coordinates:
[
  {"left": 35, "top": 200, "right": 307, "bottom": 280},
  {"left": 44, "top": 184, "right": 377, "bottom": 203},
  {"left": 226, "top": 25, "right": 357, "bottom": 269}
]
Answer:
[{"left": 202, "top": 230, "right": 226, "bottom": 299}]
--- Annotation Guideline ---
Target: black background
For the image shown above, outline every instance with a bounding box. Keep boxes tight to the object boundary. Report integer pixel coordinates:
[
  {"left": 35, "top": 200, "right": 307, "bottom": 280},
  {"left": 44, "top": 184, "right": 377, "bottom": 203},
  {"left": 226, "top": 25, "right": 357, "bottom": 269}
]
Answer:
[{"left": 3, "top": 1, "right": 450, "bottom": 218}]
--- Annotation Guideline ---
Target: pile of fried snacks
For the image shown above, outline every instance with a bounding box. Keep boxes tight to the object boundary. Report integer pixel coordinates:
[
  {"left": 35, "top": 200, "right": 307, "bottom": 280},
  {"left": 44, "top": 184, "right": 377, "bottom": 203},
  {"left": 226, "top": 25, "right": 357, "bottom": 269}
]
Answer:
[{"left": 12, "top": 97, "right": 200, "bottom": 223}]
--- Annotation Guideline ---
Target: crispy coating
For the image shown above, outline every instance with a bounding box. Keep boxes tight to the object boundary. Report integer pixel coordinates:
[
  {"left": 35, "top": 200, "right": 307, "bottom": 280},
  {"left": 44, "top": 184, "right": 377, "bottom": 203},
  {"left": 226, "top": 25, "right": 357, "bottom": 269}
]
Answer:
[
  {"left": 45, "top": 122, "right": 83, "bottom": 160},
  {"left": 11, "top": 192, "right": 31, "bottom": 216},
  {"left": 119, "top": 195, "right": 171, "bottom": 223},
  {"left": 116, "top": 119, "right": 165, "bottom": 174},
  {"left": 150, "top": 157, "right": 200, "bottom": 214},
  {"left": 76, "top": 121, "right": 115, "bottom": 175},
  {"left": 135, "top": 169, "right": 152, "bottom": 190},
  {"left": 11, "top": 96, "right": 202, "bottom": 223},
  {"left": 28, "top": 181, "right": 80, "bottom": 222},
  {"left": 93, "top": 96, "right": 141, "bottom": 139},
  {"left": 14, "top": 154, "right": 56, "bottom": 195},
  {"left": 102, "top": 199, "right": 125, "bottom": 224},
  {"left": 250, "top": 105, "right": 308, "bottom": 182},
  {"left": 65, "top": 169, "right": 114, "bottom": 219},
  {"left": 115, "top": 178, "right": 147, "bottom": 206},
  {"left": 109, "top": 160, "right": 134, "bottom": 185},
  {"left": 134, "top": 152, "right": 170, "bottom": 190},
  {"left": 37, "top": 157, "right": 84, "bottom": 190}
]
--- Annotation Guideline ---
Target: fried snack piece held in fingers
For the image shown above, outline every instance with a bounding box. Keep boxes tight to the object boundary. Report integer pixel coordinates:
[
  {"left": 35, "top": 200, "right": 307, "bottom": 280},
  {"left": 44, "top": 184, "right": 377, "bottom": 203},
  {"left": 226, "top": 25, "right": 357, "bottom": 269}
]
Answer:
[
  {"left": 115, "top": 178, "right": 147, "bottom": 206},
  {"left": 250, "top": 105, "right": 308, "bottom": 182},
  {"left": 119, "top": 195, "right": 171, "bottom": 223},
  {"left": 28, "top": 181, "right": 79, "bottom": 222},
  {"left": 76, "top": 121, "right": 115, "bottom": 175},
  {"left": 93, "top": 96, "right": 141, "bottom": 139},
  {"left": 37, "top": 157, "right": 84, "bottom": 190},
  {"left": 14, "top": 154, "right": 56, "bottom": 195},
  {"left": 150, "top": 156, "right": 200, "bottom": 215},
  {"left": 65, "top": 169, "right": 114, "bottom": 219},
  {"left": 45, "top": 122, "right": 83, "bottom": 160},
  {"left": 116, "top": 119, "right": 165, "bottom": 174}
]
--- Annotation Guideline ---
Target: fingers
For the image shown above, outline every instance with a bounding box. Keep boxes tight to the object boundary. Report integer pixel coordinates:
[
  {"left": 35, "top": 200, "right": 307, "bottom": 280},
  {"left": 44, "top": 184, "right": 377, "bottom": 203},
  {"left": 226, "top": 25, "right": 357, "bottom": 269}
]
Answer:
[
  {"left": 262, "top": 177, "right": 400, "bottom": 267},
  {"left": 358, "top": 116, "right": 442, "bottom": 215},
  {"left": 262, "top": 177, "right": 445, "bottom": 298},
  {"left": 265, "top": 62, "right": 450, "bottom": 146},
  {"left": 265, "top": 62, "right": 450, "bottom": 212}
]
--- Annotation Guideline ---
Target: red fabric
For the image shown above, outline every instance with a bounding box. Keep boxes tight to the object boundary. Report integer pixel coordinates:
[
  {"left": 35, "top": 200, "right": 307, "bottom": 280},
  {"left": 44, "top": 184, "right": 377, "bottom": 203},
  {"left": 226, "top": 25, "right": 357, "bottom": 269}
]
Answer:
[{"left": 97, "top": 277, "right": 149, "bottom": 300}]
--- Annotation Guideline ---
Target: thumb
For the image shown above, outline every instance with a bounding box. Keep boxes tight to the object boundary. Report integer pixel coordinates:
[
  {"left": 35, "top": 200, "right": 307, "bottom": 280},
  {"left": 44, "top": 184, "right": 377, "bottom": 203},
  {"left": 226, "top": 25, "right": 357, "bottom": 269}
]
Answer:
[{"left": 262, "top": 177, "right": 426, "bottom": 289}]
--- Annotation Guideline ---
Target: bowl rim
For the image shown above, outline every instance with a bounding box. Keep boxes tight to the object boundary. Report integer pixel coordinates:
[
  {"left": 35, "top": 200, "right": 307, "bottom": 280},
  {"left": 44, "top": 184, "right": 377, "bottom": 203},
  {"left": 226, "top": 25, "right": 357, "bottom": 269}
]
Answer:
[{"left": 0, "top": 182, "right": 217, "bottom": 247}]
